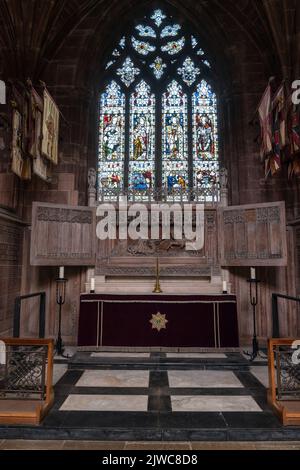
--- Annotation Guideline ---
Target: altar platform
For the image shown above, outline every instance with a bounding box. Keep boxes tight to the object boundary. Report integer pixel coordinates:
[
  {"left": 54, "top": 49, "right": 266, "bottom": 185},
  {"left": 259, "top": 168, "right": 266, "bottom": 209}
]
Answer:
[{"left": 78, "top": 293, "right": 239, "bottom": 348}]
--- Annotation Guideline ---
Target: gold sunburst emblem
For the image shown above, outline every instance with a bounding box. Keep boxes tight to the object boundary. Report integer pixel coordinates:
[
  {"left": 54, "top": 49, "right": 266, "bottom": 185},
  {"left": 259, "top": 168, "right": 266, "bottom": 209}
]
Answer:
[{"left": 150, "top": 312, "right": 168, "bottom": 332}]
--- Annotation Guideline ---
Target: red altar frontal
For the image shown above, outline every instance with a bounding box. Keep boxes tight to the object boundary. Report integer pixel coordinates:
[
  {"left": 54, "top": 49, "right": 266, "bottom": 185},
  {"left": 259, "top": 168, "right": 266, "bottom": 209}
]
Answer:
[{"left": 78, "top": 294, "right": 239, "bottom": 348}]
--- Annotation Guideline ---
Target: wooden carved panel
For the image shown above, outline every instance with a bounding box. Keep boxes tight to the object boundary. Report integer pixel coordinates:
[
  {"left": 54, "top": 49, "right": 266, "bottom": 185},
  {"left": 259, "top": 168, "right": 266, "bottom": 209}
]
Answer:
[
  {"left": 219, "top": 201, "right": 287, "bottom": 266},
  {"left": 96, "top": 208, "right": 219, "bottom": 277},
  {"left": 30, "top": 202, "right": 96, "bottom": 266}
]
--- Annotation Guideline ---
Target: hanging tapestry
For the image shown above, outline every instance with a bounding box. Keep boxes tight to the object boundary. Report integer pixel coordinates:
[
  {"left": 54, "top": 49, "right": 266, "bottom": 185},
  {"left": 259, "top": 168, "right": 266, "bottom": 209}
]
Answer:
[
  {"left": 41, "top": 88, "right": 59, "bottom": 164},
  {"left": 29, "top": 87, "right": 50, "bottom": 181},
  {"left": 11, "top": 107, "right": 31, "bottom": 180},
  {"left": 269, "top": 84, "right": 286, "bottom": 175},
  {"left": 288, "top": 103, "right": 300, "bottom": 177},
  {"left": 258, "top": 84, "right": 272, "bottom": 164}
]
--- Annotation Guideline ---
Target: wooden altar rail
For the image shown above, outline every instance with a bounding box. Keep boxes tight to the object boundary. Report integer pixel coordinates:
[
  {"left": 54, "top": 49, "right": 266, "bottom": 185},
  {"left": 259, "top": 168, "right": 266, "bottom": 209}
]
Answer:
[
  {"left": 268, "top": 338, "right": 300, "bottom": 426},
  {"left": 0, "top": 338, "right": 54, "bottom": 425}
]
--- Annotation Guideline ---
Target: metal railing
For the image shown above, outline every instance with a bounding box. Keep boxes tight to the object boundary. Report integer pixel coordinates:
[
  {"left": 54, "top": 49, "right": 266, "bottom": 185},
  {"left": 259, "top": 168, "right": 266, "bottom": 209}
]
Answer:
[
  {"left": 274, "top": 344, "right": 300, "bottom": 400},
  {"left": 0, "top": 339, "right": 53, "bottom": 401},
  {"left": 272, "top": 293, "right": 300, "bottom": 338},
  {"left": 13, "top": 292, "right": 46, "bottom": 338}
]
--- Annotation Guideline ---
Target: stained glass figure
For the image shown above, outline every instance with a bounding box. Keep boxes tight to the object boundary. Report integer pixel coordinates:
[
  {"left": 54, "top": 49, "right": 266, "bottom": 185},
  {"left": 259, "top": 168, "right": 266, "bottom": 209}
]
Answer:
[
  {"left": 150, "top": 57, "right": 167, "bottom": 79},
  {"left": 117, "top": 57, "right": 140, "bottom": 87},
  {"left": 136, "top": 24, "right": 156, "bottom": 38},
  {"left": 132, "top": 37, "right": 156, "bottom": 55},
  {"left": 161, "top": 24, "right": 181, "bottom": 38},
  {"left": 192, "top": 80, "right": 219, "bottom": 190},
  {"left": 162, "top": 81, "right": 188, "bottom": 193},
  {"left": 177, "top": 57, "right": 200, "bottom": 86},
  {"left": 161, "top": 37, "right": 185, "bottom": 55},
  {"left": 151, "top": 9, "right": 166, "bottom": 27},
  {"left": 129, "top": 81, "right": 155, "bottom": 194},
  {"left": 98, "top": 81, "right": 125, "bottom": 192}
]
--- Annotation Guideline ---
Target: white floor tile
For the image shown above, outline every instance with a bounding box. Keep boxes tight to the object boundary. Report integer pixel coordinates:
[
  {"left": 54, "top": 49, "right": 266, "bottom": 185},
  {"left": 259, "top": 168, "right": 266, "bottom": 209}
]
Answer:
[
  {"left": 91, "top": 353, "right": 150, "bottom": 358},
  {"left": 171, "top": 395, "right": 262, "bottom": 412},
  {"left": 167, "top": 353, "right": 227, "bottom": 359},
  {"left": 76, "top": 370, "right": 149, "bottom": 388},
  {"left": 60, "top": 394, "right": 148, "bottom": 412},
  {"left": 168, "top": 370, "right": 243, "bottom": 388}
]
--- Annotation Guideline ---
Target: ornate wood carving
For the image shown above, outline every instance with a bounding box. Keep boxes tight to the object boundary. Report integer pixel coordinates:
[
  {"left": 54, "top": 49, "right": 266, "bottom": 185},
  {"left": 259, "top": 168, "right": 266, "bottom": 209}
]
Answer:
[
  {"left": 30, "top": 202, "right": 96, "bottom": 266},
  {"left": 95, "top": 208, "right": 219, "bottom": 277},
  {"left": 219, "top": 201, "right": 287, "bottom": 266}
]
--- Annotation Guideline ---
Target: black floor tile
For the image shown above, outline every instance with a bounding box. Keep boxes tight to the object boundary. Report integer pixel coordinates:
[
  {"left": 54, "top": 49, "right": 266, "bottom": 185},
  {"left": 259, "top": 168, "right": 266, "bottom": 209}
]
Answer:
[
  {"left": 57, "top": 369, "right": 83, "bottom": 386},
  {"left": 159, "top": 411, "right": 227, "bottom": 429},
  {"left": 62, "top": 411, "right": 160, "bottom": 428},
  {"left": 148, "top": 395, "right": 172, "bottom": 412},
  {"left": 234, "top": 370, "right": 266, "bottom": 390},
  {"left": 222, "top": 411, "right": 281, "bottom": 428},
  {"left": 149, "top": 370, "right": 169, "bottom": 388}
]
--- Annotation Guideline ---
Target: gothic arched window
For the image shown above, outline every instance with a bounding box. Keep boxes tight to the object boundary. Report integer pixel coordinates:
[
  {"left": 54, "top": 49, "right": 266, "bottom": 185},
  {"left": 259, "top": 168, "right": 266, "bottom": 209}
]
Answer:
[{"left": 98, "top": 8, "right": 219, "bottom": 201}]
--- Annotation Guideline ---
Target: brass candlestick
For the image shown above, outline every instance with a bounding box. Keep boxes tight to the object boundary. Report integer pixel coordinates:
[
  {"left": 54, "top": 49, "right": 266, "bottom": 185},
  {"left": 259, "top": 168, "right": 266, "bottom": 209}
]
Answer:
[{"left": 153, "top": 256, "right": 162, "bottom": 293}]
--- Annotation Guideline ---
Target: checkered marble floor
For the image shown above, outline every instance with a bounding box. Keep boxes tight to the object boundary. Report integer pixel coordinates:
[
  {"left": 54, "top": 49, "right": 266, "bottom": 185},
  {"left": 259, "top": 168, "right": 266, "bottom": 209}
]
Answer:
[{"left": 33, "top": 350, "right": 290, "bottom": 442}]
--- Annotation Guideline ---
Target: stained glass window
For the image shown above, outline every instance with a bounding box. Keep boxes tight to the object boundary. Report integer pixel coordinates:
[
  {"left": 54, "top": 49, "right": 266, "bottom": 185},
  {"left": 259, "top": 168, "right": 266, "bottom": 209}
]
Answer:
[
  {"left": 150, "top": 57, "right": 167, "bottom": 79},
  {"left": 98, "top": 9, "right": 219, "bottom": 201},
  {"left": 161, "top": 37, "right": 185, "bottom": 55},
  {"left": 136, "top": 25, "right": 156, "bottom": 38},
  {"left": 192, "top": 80, "right": 219, "bottom": 191},
  {"left": 132, "top": 37, "right": 156, "bottom": 55},
  {"left": 162, "top": 81, "right": 188, "bottom": 195},
  {"left": 98, "top": 81, "right": 125, "bottom": 195},
  {"left": 129, "top": 81, "right": 155, "bottom": 199},
  {"left": 161, "top": 25, "right": 181, "bottom": 38},
  {"left": 177, "top": 57, "right": 200, "bottom": 86},
  {"left": 117, "top": 57, "right": 140, "bottom": 87}
]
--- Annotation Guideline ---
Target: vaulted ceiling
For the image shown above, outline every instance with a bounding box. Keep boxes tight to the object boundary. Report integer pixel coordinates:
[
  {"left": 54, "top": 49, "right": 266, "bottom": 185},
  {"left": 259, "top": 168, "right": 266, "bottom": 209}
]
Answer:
[{"left": 0, "top": 0, "right": 299, "bottom": 86}]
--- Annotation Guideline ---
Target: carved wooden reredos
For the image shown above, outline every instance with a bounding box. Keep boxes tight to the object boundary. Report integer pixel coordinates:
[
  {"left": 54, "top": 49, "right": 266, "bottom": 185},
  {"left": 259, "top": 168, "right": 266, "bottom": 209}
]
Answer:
[{"left": 30, "top": 200, "right": 287, "bottom": 278}]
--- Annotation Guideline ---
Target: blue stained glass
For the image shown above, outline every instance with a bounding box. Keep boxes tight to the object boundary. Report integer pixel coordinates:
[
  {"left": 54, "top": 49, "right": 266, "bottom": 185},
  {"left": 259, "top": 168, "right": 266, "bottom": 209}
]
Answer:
[
  {"left": 132, "top": 37, "right": 156, "bottom": 55},
  {"left": 161, "top": 37, "right": 185, "bottom": 55},
  {"left": 98, "top": 81, "right": 125, "bottom": 192},
  {"left": 150, "top": 57, "right": 167, "bottom": 79},
  {"left": 136, "top": 24, "right": 156, "bottom": 38},
  {"left": 191, "top": 36, "right": 198, "bottom": 48},
  {"left": 151, "top": 9, "right": 166, "bottom": 27},
  {"left": 161, "top": 25, "right": 181, "bottom": 38},
  {"left": 129, "top": 81, "right": 155, "bottom": 197},
  {"left": 105, "top": 60, "right": 115, "bottom": 70},
  {"left": 177, "top": 57, "right": 200, "bottom": 86},
  {"left": 192, "top": 80, "right": 219, "bottom": 190},
  {"left": 98, "top": 9, "right": 219, "bottom": 200},
  {"left": 162, "top": 81, "right": 188, "bottom": 194},
  {"left": 117, "top": 57, "right": 140, "bottom": 87}
]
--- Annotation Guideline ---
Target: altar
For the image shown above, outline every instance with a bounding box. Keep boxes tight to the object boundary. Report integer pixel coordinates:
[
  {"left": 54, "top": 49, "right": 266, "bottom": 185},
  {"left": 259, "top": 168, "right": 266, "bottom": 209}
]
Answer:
[{"left": 78, "top": 293, "right": 239, "bottom": 348}]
